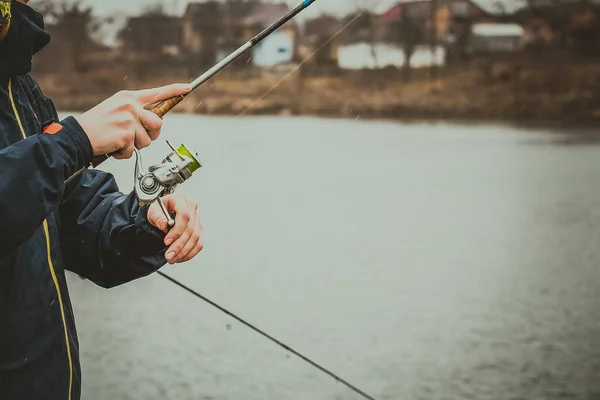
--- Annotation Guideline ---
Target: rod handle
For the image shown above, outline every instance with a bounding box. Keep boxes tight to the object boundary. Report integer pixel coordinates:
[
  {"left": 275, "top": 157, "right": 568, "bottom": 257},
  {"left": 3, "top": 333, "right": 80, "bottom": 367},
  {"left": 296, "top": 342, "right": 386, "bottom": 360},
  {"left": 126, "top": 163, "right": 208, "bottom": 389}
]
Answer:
[{"left": 151, "top": 94, "right": 186, "bottom": 118}]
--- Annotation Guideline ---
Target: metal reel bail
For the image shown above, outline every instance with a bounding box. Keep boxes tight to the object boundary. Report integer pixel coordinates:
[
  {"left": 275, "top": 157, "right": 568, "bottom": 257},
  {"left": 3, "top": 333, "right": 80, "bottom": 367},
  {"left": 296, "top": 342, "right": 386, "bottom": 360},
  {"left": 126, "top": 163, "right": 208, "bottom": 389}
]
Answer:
[{"left": 134, "top": 141, "right": 202, "bottom": 227}]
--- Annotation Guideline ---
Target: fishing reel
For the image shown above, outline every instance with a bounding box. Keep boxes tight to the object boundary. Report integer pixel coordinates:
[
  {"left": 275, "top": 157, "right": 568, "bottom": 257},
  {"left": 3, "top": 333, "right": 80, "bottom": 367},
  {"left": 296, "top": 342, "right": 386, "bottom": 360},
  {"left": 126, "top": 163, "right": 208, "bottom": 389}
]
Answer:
[{"left": 134, "top": 141, "right": 202, "bottom": 227}]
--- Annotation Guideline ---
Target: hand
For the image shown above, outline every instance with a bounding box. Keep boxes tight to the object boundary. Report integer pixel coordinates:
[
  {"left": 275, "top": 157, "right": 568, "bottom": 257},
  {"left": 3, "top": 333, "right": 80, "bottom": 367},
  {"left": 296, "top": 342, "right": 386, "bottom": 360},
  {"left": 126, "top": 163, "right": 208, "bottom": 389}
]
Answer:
[
  {"left": 147, "top": 193, "right": 203, "bottom": 264},
  {"left": 76, "top": 83, "right": 192, "bottom": 159}
]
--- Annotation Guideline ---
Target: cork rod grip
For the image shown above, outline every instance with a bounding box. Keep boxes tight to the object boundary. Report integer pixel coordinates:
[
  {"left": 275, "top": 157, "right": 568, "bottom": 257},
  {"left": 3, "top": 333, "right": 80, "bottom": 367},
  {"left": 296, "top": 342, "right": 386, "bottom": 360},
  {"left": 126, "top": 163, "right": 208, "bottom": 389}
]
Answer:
[{"left": 151, "top": 95, "right": 186, "bottom": 118}]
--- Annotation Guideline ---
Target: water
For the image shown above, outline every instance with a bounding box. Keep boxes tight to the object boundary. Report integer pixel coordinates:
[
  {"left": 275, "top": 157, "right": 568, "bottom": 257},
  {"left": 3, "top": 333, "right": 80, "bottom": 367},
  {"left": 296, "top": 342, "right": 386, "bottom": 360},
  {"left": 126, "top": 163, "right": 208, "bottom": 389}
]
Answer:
[{"left": 61, "top": 114, "right": 600, "bottom": 400}]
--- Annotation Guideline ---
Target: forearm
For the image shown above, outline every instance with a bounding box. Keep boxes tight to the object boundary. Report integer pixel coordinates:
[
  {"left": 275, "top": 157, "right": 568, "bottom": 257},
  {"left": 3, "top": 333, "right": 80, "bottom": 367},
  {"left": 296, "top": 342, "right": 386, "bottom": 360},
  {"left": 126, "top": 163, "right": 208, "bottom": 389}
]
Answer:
[{"left": 60, "top": 170, "right": 168, "bottom": 288}]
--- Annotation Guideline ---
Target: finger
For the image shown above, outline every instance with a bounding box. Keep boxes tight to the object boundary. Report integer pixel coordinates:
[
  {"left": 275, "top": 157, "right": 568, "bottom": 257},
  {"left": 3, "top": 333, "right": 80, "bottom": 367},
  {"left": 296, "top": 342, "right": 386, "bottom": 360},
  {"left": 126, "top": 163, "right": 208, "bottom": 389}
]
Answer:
[
  {"left": 110, "top": 119, "right": 135, "bottom": 159},
  {"left": 139, "top": 108, "right": 163, "bottom": 141},
  {"left": 155, "top": 219, "right": 170, "bottom": 233},
  {"left": 134, "top": 117, "right": 151, "bottom": 149},
  {"left": 113, "top": 142, "right": 134, "bottom": 159},
  {"left": 147, "top": 205, "right": 170, "bottom": 233},
  {"left": 166, "top": 210, "right": 195, "bottom": 264},
  {"left": 175, "top": 215, "right": 201, "bottom": 262},
  {"left": 180, "top": 238, "right": 204, "bottom": 263},
  {"left": 179, "top": 219, "right": 203, "bottom": 262},
  {"left": 163, "top": 196, "right": 190, "bottom": 245},
  {"left": 135, "top": 83, "right": 193, "bottom": 106}
]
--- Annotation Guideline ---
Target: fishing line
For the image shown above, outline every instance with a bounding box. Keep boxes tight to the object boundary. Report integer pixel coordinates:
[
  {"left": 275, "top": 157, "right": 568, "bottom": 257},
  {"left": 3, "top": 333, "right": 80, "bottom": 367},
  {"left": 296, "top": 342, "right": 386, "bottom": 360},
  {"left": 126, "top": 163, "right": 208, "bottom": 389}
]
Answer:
[
  {"left": 156, "top": 9, "right": 377, "bottom": 400},
  {"left": 71, "top": 1, "right": 376, "bottom": 397},
  {"left": 156, "top": 271, "right": 378, "bottom": 400},
  {"left": 237, "top": 11, "right": 366, "bottom": 116}
]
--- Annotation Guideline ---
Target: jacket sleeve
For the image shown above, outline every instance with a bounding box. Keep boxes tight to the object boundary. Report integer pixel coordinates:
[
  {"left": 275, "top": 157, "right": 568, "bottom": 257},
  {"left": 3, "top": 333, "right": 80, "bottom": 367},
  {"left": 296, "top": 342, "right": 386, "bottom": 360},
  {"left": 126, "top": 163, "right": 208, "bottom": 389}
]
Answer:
[
  {"left": 59, "top": 168, "right": 169, "bottom": 289},
  {"left": 0, "top": 116, "right": 93, "bottom": 252}
]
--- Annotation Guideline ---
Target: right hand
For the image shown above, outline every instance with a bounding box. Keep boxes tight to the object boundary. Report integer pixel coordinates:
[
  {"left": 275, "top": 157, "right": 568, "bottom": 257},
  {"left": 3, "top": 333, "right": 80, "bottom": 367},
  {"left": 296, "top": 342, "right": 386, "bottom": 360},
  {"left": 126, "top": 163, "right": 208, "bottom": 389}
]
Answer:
[{"left": 76, "top": 83, "right": 192, "bottom": 159}]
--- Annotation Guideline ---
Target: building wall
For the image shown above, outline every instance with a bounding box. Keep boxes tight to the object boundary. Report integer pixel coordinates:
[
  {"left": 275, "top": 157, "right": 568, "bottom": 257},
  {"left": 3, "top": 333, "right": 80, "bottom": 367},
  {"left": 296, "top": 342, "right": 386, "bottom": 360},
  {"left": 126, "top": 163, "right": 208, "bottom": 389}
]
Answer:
[
  {"left": 469, "top": 35, "right": 525, "bottom": 52},
  {"left": 337, "top": 42, "right": 446, "bottom": 69},
  {"left": 182, "top": 20, "right": 204, "bottom": 54},
  {"left": 522, "top": 18, "right": 554, "bottom": 44},
  {"left": 252, "top": 30, "right": 294, "bottom": 67}
]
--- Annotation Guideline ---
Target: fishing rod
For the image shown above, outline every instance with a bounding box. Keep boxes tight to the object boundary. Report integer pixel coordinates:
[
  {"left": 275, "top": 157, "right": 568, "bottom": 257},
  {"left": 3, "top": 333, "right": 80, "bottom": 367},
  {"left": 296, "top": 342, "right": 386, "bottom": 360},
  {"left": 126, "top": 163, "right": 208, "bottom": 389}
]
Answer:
[
  {"left": 68, "top": 1, "right": 379, "bottom": 398},
  {"left": 67, "top": 0, "right": 321, "bottom": 224},
  {"left": 89, "top": 0, "right": 319, "bottom": 169}
]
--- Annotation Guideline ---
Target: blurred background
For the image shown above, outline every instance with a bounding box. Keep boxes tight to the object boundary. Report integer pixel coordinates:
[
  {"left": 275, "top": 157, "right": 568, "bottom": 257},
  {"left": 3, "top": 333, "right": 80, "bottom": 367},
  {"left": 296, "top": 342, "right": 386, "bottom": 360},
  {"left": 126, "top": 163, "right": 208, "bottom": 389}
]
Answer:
[
  {"left": 31, "top": 0, "right": 600, "bottom": 121},
  {"left": 31, "top": 0, "right": 600, "bottom": 399}
]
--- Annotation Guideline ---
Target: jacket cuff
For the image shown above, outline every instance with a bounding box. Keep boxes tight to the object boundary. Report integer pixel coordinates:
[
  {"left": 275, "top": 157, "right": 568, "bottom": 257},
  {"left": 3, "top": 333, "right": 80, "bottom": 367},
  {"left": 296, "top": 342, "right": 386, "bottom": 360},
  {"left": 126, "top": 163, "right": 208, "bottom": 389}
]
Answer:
[
  {"left": 134, "top": 204, "right": 169, "bottom": 254},
  {"left": 39, "top": 116, "right": 94, "bottom": 177},
  {"left": 59, "top": 116, "right": 94, "bottom": 166}
]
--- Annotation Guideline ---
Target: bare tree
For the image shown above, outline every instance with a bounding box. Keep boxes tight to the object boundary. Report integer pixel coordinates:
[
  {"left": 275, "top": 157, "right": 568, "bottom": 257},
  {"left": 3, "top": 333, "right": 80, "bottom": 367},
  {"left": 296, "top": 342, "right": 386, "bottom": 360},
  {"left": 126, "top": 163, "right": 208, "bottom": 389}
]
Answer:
[
  {"left": 352, "top": 0, "right": 382, "bottom": 67},
  {"left": 394, "top": 10, "right": 426, "bottom": 80},
  {"left": 141, "top": 1, "right": 167, "bottom": 16},
  {"left": 32, "top": 0, "right": 102, "bottom": 72},
  {"left": 429, "top": 0, "right": 438, "bottom": 79},
  {"left": 493, "top": 1, "right": 507, "bottom": 15}
]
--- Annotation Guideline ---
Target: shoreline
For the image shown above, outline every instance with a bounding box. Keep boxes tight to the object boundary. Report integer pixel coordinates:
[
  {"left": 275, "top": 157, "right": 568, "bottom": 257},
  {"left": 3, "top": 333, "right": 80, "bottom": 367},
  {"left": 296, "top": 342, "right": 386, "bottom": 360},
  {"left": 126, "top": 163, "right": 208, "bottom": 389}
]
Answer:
[
  {"left": 55, "top": 102, "right": 600, "bottom": 131},
  {"left": 40, "top": 58, "right": 600, "bottom": 130}
]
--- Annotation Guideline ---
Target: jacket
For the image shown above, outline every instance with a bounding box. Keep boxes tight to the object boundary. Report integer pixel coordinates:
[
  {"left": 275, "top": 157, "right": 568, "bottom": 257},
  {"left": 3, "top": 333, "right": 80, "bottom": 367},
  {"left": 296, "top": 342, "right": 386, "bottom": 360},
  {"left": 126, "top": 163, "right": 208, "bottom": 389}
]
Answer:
[{"left": 0, "top": 60, "right": 169, "bottom": 400}]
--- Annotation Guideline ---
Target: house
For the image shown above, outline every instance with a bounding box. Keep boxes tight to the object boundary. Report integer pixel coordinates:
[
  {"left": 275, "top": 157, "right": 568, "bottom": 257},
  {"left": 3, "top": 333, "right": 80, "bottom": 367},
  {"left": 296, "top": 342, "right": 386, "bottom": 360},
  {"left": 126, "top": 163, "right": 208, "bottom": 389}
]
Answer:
[
  {"left": 118, "top": 14, "right": 182, "bottom": 56},
  {"left": 377, "top": 0, "right": 496, "bottom": 43},
  {"left": 467, "top": 23, "right": 526, "bottom": 53},
  {"left": 252, "top": 31, "right": 294, "bottom": 67},
  {"left": 244, "top": 2, "right": 298, "bottom": 67},
  {"left": 514, "top": 0, "right": 600, "bottom": 49},
  {"left": 337, "top": 42, "right": 445, "bottom": 69},
  {"left": 181, "top": 1, "right": 298, "bottom": 69},
  {"left": 181, "top": 1, "right": 223, "bottom": 67},
  {"left": 298, "top": 15, "right": 343, "bottom": 65},
  {"left": 34, "top": 20, "right": 113, "bottom": 74},
  {"left": 520, "top": 16, "right": 554, "bottom": 45},
  {"left": 334, "top": 0, "right": 477, "bottom": 70}
]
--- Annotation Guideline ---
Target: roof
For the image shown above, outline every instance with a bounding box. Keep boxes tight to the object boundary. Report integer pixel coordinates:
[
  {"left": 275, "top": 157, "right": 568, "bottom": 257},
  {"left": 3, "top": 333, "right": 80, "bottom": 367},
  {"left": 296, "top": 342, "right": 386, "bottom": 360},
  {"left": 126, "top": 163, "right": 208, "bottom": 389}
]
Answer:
[
  {"left": 303, "top": 15, "right": 344, "bottom": 36},
  {"left": 244, "top": 3, "right": 288, "bottom": 24},
  {"left": 185, "top": 1, "right": 221, "bottom": 21},
  {"left": 243, "top": 2, "right": 297, "bottom": 29},
  {"left": 472, "top": 22, "right": 525, "bottom": 36},
  {"left": 184, "top": 1, "right": 295, "bottom": 29},
  {"left": 378, "top": 0, "right": 430, "bottom": 21},
  {"left": 376, "top": 0, "right": 513, "bottom": 21}
]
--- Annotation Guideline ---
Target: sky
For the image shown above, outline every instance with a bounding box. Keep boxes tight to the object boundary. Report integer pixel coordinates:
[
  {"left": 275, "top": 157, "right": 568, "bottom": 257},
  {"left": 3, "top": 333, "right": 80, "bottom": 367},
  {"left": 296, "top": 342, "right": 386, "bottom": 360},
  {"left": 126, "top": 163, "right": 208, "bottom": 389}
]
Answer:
[{"left": 46, "top": 0, "right": 521, "bottom": 45}]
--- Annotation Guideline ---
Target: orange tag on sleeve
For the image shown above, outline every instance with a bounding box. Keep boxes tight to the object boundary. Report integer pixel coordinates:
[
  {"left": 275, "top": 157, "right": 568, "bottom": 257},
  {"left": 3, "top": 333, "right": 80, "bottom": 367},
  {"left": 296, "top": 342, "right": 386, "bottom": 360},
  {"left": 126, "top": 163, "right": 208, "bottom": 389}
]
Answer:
[{"left": 43, "top": 122, "right": 63, "bottom": 135}]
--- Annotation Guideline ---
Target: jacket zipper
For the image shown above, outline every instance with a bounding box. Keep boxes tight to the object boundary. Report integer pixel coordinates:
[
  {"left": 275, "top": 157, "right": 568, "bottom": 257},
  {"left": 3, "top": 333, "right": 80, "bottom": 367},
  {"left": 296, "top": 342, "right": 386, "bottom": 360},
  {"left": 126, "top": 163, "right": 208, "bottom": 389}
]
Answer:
[{"left": 8, "top": 77, "right": 74, "bottom": 400}]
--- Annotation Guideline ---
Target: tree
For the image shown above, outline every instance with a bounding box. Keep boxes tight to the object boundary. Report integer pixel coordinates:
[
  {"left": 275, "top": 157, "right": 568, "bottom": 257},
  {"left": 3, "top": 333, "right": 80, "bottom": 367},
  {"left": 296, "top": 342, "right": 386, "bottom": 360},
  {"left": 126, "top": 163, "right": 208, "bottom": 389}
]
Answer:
[
  {"left": 140, "top": 1, "right": 166, "bottom": 17},
  {"left": 394, "top": 10, "right": 426, "bottom": 80},
  {"left": 352, "top": 0, "right": 382, "bottom": 67},
  {"left": 31, "top": 0, "right": 103, "bottom": 72},
  {"left": 429, "top": 0, "right": 438, "bottom": 80}
]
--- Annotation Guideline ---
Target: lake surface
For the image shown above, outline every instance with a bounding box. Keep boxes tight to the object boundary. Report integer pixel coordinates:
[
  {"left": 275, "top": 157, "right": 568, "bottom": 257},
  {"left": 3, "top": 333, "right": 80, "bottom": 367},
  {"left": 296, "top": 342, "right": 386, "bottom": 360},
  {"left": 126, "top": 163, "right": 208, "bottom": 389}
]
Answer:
[{"left": 61, "top": 114, "right": 600, "bottom": 400}]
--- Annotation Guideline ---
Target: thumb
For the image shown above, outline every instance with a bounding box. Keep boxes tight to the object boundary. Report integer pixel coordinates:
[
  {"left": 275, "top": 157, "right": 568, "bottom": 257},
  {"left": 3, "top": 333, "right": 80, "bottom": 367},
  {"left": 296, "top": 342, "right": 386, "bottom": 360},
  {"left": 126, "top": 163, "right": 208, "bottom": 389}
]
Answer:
[
  {"left": 135, "top": 83, "right": 193, "bottom": 106},
  {"left": 147, "top": 204, "right": 170, "bottom": 233}
]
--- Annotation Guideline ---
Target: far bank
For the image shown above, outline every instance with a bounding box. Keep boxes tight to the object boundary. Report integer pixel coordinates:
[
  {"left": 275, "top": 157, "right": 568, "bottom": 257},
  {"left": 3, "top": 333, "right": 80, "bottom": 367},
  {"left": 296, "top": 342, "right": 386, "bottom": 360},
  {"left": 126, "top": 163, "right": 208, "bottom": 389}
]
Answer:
[{"left": 37, "top": 56, "right": 600, "bottom": 128}]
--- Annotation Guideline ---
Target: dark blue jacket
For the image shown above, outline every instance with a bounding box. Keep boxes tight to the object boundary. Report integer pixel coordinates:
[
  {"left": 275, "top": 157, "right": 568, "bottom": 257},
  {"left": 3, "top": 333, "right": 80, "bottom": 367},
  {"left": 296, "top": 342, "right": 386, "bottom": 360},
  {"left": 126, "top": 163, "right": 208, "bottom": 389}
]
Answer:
[{"left": 0, "top": 61, "right": 169, "bottom": 400}]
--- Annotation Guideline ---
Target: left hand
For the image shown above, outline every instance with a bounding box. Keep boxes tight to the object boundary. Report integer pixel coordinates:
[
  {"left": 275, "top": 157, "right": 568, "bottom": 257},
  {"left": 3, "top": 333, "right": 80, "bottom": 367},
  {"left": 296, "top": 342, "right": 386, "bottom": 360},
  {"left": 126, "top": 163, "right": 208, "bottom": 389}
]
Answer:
[{"left": 147, "top": 193, "right": 203, "bottom": 264}]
